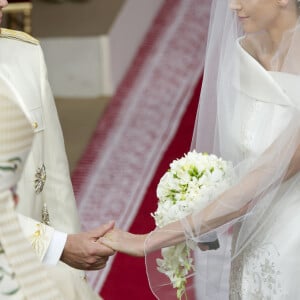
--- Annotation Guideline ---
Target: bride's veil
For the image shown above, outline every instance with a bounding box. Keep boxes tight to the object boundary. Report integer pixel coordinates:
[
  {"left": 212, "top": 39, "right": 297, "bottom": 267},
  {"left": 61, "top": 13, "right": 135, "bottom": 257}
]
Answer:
[{"left": 145, "top": 0, "right": 300, "bottom": 299}]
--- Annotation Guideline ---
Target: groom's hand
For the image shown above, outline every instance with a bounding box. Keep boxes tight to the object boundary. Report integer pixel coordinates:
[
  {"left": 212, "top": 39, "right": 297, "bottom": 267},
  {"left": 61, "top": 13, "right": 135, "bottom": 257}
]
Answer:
[{"left": 60, "top": 221, "right": 116, "bottom": 270}]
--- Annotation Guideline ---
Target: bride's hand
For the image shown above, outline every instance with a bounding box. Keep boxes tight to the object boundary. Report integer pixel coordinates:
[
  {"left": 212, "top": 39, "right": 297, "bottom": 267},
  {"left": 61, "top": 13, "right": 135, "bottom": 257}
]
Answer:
[{"left": 99, "top": 228, "right": 148, "bottom": 257}]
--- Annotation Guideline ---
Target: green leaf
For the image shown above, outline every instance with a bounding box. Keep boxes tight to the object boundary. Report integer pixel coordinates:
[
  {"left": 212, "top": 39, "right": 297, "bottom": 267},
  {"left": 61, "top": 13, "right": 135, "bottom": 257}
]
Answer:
[
  {"left": 2, "top": 287, "right": 20, "bottom": 296},
  {"left": 0, "top": 157, "right": 22, "bottom": 172}
]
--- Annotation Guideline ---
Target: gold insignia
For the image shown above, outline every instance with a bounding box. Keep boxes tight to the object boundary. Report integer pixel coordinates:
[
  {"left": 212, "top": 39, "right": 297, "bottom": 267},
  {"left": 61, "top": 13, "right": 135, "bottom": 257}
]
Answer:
[
  {"left": 42, "top": 203, "right": 50, "bottom": 226},
  {"left": 31, "top": 223, "right": 47, "bottom": 257},
  {"left": 34, "top": 164, "right": 46, "bottom": 194},
  {"left": 0, "top": 28, "right": 39, "bottom": 45}
]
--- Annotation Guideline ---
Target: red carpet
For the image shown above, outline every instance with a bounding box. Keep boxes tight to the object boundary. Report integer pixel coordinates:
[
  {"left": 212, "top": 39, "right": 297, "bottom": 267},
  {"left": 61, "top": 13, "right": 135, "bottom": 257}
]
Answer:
[
  {"left": 100, "top": 76, "right": 203, "bottom": 300},
  {"left": 71, "top": 0, "right": 211, "bottom": 295}
]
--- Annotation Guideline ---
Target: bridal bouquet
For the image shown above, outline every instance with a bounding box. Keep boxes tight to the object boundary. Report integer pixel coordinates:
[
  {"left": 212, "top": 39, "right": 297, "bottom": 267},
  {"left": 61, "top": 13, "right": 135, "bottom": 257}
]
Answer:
[{"left": 152, "top": 150, "right": 234, "bottom": 299}]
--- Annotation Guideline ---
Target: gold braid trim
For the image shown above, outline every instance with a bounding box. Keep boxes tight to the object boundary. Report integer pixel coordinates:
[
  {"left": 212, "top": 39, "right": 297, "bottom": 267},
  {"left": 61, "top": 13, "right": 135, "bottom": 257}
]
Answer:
[{"left": 0, "top": 28, "right": 39, "bottom": 45}]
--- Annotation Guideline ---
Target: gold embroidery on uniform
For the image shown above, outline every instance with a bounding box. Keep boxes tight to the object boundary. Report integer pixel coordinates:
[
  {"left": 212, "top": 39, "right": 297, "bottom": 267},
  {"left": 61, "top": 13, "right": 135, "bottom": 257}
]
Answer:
[
  {"left": 35, "top": 164, "right": 50, "bottom": 225},
  {"left": 0, "top": 28, "right": 39, "bottom": 45},
  {"left": 42, "top": 203, "right": 50, "bottom": 226},
  {"left": 34, "top": 164, "right": 46, "bottom": 194},
  {"left": 30, "top": 223, "right": 47, "bottom": 258}
]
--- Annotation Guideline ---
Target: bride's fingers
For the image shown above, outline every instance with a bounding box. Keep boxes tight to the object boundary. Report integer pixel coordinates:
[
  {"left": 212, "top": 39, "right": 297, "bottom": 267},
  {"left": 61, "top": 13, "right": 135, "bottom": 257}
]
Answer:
[{"left": 98, "top": 236, "right": 118, "bottom": 251}]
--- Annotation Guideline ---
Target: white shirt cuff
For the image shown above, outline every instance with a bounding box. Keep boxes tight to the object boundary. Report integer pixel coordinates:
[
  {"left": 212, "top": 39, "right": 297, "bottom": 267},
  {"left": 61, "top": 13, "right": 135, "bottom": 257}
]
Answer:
[{"left": 42, "top": 230, "right": 67, "bottom": 265}]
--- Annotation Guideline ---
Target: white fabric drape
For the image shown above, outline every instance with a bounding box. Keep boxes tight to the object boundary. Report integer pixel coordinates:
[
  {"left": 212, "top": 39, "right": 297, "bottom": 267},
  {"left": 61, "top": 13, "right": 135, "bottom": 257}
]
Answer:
[{"left": 146, "top": 1, "right": 300, "bottom": 298}]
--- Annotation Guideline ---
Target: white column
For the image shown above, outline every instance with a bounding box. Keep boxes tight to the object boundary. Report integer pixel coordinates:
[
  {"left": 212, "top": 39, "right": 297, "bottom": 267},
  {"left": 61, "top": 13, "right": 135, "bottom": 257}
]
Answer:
[{"left": 39, "top": 0, "right": 163, "bottom": 99}]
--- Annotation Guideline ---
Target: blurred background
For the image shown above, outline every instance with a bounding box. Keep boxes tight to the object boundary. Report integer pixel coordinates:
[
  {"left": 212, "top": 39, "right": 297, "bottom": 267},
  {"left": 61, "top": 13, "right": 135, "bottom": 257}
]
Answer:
[
  {"left": 3, "top": 0, "right": 163, "bottom": 172},
  {"left": 2, "top": 1, "right": 210, "bottom": 299}
]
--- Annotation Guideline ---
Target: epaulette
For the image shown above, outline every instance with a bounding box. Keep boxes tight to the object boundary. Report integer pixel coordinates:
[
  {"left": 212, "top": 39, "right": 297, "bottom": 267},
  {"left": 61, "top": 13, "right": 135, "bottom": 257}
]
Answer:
[{"left": 0, "top": 28, "right": 39, "bottom": 45}]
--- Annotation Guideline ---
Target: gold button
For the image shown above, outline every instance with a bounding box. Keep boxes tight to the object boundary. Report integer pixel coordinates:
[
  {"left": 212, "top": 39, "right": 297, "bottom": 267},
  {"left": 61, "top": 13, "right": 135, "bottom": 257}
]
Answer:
[{"left": 32, "top": 122, "right": 38, "bottom": 129}]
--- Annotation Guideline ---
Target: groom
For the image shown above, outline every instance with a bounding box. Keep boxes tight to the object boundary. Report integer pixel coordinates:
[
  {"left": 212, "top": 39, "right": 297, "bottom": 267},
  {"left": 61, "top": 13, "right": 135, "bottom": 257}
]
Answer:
[{"left": 0, "top": 1, "right": 114, "bottom": 298}]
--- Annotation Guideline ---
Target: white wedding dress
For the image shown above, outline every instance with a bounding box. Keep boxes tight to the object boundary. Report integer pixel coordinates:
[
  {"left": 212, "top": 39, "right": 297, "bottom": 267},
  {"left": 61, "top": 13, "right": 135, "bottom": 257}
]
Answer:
[{"left": 229, "top": 42, "right": 300, "bottom": 299}]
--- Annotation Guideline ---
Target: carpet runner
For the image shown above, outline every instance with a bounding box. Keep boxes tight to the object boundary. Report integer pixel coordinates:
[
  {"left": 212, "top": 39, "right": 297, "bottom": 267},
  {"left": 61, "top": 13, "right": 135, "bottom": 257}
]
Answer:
[
  {"left": 72, "top": 0, "right": 211, "bottom": 296},
  {"left": 101, "top": 77, "right": 203, "bottom": 300}
]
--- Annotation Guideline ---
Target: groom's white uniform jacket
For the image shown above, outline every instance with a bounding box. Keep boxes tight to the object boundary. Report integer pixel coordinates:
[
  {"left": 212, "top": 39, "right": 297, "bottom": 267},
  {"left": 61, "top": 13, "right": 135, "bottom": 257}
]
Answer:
[{"left": 0, "top": 29, "right": 101, "bottom": 299}]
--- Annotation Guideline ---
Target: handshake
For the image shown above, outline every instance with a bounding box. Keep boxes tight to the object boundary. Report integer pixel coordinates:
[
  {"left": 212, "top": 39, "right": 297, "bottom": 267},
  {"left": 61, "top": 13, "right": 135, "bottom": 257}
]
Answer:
[
  {"left": 60, "top": 221, "right": 117, "bottom": 271},
  {"left": 61, "top": 221, "right": 149, "bottom": 271},
  {"left": 61, "top": 220, "right": 220, "bottom": 271},
  {"left": 60, "top": 221, "right": 146, "bottom": 271}
]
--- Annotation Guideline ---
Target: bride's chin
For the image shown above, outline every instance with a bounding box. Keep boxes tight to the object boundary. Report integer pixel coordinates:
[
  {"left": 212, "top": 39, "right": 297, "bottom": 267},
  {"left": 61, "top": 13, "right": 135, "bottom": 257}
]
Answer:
[
  {"left": 242, "top": 26, "right": 257, "bottom": 34},
  {"left": 240, "top": 21, "right": 261, "bottom": 34}
]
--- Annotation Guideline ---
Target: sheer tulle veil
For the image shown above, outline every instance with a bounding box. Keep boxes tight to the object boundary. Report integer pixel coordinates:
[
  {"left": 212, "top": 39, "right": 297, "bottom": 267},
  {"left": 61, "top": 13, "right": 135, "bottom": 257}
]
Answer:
[{"left": 145, "top": 0, "right": 300, "bottom": 299}]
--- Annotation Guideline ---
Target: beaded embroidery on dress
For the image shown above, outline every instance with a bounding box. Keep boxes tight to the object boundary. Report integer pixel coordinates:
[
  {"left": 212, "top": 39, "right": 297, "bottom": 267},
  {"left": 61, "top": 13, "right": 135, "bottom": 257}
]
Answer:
[
  {"left": 230, "top": 239, "right": 284, "bottom": 299},
  {"left": 228, "top": 43, "right": 300, "bottom": 299}
]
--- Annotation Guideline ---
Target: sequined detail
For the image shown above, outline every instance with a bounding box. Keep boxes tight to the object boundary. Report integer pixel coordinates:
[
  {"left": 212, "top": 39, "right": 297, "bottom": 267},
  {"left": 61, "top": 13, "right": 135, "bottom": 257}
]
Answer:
[
  {"left": 230, "top": 241, "right": 284, "bottom": 299},
  {"left": 41, "top": 203, "right": 50, "bottom": 225},
  {"left": 34, "top": 164, "right": 46, "bottom": 194}
]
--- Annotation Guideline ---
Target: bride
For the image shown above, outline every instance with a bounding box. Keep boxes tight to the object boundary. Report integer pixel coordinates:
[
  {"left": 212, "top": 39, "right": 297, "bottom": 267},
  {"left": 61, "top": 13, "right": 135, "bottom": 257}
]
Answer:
[{"left": 101, "top": 0, "right": 300, "bottom": 299}]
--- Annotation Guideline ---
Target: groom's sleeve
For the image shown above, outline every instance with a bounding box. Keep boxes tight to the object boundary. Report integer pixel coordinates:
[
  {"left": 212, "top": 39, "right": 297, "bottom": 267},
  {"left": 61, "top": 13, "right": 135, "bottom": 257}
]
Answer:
[{"left": 17, "top": 214, "right": 67, "bottom": 264}]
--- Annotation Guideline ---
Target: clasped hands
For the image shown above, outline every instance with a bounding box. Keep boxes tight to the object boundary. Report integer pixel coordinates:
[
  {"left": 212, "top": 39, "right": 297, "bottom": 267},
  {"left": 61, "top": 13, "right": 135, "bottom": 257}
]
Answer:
[
  {"left": 60, "top": 221, "right": 146, "bottom": 271},
  {"left": 61, "top": 221, "right": 117, "bottom": 270},
  {"left": 61, "top": 208, "right": 245, "bottom": 271}
]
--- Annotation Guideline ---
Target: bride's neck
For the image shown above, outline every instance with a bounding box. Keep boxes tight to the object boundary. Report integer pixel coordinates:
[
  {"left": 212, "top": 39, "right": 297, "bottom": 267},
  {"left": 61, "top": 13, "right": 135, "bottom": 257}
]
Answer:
[
  {"left": 266, "top": 13, "right": 298, "bottom": 53},
  {"left": 255, "top": 13, "right": 299, "bottom": 71}
]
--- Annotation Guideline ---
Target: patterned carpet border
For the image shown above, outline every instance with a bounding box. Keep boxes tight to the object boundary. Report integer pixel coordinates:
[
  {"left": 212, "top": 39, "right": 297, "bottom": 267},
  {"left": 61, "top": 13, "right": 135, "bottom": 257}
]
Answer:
[{"left": 72, "top": 0, "right": 211, "bottom": 290}]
